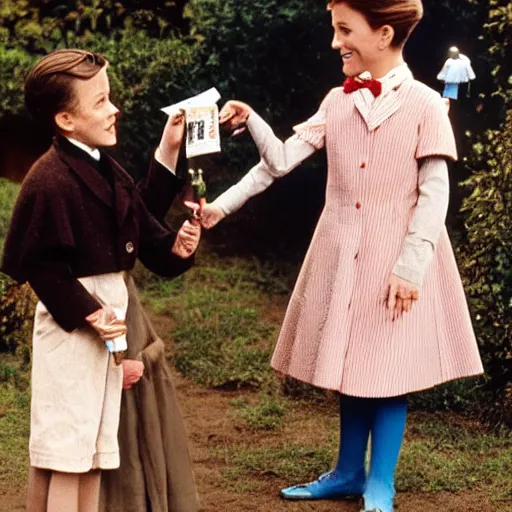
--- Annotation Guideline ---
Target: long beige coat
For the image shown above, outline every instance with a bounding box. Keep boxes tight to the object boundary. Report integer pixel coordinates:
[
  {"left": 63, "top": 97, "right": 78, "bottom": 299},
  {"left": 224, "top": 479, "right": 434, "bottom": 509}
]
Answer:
[{"left": 99, "top": 276, "right": 199, "bottom": 512}]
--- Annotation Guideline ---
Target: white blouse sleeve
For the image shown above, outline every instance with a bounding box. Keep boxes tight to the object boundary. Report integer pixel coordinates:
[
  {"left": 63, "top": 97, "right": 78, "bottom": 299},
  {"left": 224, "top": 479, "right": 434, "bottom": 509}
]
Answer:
[
  {"left": 245, "top": 92, "right": 330, "bottom": 177},
  {"left": 392, "top": 157, "right": 450, "bottom": 286},
  {"left": 213, "top": 159, "right": 275, "bottom": 215},
  {"left": 212, "top": 94, "right": 332, "bottom": 215},
  {"left": 246, "top": 112, "right": 318, "bottom": 177}
]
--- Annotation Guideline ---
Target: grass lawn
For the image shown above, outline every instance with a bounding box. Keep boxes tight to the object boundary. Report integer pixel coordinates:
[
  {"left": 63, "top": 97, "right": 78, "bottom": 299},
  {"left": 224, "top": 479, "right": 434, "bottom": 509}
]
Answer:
[{"left": 0, "top": 253, "right": 510, "bottom": 509}]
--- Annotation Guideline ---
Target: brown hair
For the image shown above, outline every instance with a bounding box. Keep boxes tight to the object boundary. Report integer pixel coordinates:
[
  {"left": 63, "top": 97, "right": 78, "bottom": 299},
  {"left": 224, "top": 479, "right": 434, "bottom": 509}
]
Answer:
[
  {"left": 24, "top": 49, "right": 108, "bottom": 132},
  {"left": 328, "top": 0, "right": 424, "bottom": 47}
]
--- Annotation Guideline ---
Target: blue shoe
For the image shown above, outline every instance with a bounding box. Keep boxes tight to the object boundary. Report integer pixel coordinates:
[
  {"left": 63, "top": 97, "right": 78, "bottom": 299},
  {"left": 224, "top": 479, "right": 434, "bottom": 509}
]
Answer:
[{"left": 280, "top": 470, "right": 364, "bottom": 501}]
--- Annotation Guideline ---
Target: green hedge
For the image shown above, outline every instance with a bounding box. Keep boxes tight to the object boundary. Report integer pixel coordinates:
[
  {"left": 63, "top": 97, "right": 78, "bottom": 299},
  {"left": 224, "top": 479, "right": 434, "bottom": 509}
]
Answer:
[{"left": 458, "top": 111, "right": 512, "bottom": 428}]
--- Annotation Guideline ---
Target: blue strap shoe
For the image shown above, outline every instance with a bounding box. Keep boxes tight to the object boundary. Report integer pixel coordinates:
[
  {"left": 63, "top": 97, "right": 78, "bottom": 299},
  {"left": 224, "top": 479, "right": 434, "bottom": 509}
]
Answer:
[{"left": 280, "top": 470, "right": 364, "bottom": 500}]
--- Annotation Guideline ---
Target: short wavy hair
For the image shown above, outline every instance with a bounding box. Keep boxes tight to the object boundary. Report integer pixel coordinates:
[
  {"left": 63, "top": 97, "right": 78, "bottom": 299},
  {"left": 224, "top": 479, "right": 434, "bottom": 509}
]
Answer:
[{"left": 24, "top": 49, "right": 107, "bottom": 132}]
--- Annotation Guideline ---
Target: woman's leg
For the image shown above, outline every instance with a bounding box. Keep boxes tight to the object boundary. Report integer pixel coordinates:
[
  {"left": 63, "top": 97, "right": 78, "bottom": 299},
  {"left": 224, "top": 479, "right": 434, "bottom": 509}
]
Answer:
[
  {"left": 281, "top": 394, "right": 370, "bottom": 500},
  {"left": 363, "top": 396, "right": 408, "bottom": 512},
  {"left": 26, "top": 466, "right": 51, "bottom": 512},
  {"left": 47, "top": 472, "right": 80, "bottom": 512},
  {"left": 78, "top": 470, "right": 101, "bottom": 512},
  {"left": 332, "top": 394, "right": 371, "bottom": 491}
]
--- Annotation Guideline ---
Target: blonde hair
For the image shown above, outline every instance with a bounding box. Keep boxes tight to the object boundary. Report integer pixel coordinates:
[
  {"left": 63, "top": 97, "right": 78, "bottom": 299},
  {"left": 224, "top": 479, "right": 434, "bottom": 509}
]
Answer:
[{"left": 327, "top": 0, "right": 424, "bottom": 47}]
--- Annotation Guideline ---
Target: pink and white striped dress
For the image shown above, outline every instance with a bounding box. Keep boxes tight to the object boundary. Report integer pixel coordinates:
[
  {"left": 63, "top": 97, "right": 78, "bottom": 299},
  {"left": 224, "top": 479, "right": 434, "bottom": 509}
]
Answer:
[{"left": 269, "top": 78, "right": 483, "bottom": 397}]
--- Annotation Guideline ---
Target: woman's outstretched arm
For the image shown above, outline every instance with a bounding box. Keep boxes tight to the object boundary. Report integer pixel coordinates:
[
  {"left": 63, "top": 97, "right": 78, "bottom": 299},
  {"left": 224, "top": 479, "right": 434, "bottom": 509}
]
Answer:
[{"left": 201, "top": 94, "right": 332, "bottom": 229}]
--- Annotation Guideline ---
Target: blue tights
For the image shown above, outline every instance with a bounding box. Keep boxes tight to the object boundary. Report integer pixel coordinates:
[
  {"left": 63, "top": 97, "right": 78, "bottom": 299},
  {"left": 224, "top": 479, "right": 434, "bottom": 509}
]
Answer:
[{"left": 333, "top": 394, "right": 408, "bottom": 512}]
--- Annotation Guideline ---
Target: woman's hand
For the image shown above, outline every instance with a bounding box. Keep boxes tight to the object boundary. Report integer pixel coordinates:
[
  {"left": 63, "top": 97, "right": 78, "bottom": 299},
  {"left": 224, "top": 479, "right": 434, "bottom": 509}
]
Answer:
[
  {"left": 384, "top": 274, "right": 419, "bottom": 320},
  {"left": 156, "top": 111, "right": 186, "bottom": 169},
  {"left": 198, "top": 202, "right": 226, "bottom": 229},
  {"left": 219, "top": 100, "right": 253, "bottom": 136},
  {"left": 122, "top": 359, "right": 144, "bottom": 390},
  {"left": 86, "top": 307, "right": 127, "bottom": 340},
  {"left": 172, "top": 219, "right": 201, "bottom": 258}
]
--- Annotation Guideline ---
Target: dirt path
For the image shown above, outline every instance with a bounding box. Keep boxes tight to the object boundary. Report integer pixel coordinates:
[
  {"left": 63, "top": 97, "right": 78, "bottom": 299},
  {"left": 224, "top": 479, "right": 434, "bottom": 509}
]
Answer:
[
  {"left": 0, "top": 369, "right": 504, "bottom": 512},
  {"left": 0, "top": 308, "right": 506, "bottom": 511},
  {"left": 176, "top": 373, "right": 501, "bottom": 512}
]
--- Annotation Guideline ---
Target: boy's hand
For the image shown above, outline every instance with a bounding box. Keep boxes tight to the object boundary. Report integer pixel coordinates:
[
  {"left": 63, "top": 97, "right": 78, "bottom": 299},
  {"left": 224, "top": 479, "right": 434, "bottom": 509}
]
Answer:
[
  {"left": 156, "top": 111, "right": 186, "bottom": 168},
  {"left": 86, "top": 306, "right": 126, "bottom": 340},
  {"left": 172, "top": 220, "right": 201, "bottom": 258},
  {"left": 122, "top": 359, "right": 144, "bottom": 389}
]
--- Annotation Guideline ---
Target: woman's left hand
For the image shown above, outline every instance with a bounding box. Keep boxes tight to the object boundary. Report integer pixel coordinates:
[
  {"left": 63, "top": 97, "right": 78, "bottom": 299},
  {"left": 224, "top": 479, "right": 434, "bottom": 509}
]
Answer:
[
  {"left": 156, "top": 111, "right": 186, "bottom": 167},
  {"left": 384, "top": 274, "right": 419, "bottom": 320}
]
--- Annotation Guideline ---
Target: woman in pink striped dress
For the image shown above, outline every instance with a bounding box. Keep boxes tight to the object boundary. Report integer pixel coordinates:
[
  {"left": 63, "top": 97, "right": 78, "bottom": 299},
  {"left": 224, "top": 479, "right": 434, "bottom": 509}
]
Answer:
[{"left": 200, "top": 1, "right": 483, "bottom": 511}]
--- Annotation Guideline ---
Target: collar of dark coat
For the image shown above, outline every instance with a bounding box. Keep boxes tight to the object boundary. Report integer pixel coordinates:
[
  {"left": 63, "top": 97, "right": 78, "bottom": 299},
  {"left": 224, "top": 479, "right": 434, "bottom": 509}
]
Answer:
[{"left": 54, "top": 136, "right": 135, "bottom": 226}]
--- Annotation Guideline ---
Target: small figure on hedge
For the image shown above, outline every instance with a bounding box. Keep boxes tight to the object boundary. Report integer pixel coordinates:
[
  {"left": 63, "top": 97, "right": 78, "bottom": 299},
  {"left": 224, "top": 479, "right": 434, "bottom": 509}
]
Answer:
[{"left": 437, "top": 46, "right": 476, "bottom": 102}]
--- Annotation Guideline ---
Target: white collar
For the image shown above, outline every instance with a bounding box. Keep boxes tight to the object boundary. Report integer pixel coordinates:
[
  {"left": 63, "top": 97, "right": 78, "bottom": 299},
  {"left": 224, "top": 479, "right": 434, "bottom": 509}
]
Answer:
[
  {"left": 359, "top": 63, "right": 413, "bottom": 95},
  {"left": 66, "top": 137, "right": 101, "bottom": 161}
]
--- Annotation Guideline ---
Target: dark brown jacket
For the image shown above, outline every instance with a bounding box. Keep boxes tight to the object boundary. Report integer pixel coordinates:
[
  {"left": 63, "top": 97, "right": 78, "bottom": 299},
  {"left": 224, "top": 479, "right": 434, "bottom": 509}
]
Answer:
[{"left": 1, "top": 136, "right": 192, "bottom": 332}]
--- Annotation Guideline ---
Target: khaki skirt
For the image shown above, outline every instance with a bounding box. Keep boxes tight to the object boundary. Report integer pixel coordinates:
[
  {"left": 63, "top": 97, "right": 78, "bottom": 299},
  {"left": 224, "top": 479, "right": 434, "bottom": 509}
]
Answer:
[{"left": 29, "top": 273, "right": 128, "bottom": 473}]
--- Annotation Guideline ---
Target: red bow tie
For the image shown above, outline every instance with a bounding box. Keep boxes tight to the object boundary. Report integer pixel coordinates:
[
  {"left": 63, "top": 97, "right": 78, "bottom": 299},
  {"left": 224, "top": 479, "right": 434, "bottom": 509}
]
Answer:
[{"left": 343, "top": 76, "right": 382, "bottom": 97}]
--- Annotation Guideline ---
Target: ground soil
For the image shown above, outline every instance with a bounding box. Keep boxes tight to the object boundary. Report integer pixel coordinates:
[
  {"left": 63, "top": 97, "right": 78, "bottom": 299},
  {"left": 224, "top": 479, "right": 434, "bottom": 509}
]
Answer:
[{"left": 0, "top": 309, "right": 507, "bottom": 512}]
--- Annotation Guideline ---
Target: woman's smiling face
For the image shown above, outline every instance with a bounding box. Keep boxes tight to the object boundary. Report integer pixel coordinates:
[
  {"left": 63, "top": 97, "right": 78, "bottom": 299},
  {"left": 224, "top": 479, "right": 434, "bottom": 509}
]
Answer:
[{"left": 330, "top": 2, "right": 389, "bottom": 77}]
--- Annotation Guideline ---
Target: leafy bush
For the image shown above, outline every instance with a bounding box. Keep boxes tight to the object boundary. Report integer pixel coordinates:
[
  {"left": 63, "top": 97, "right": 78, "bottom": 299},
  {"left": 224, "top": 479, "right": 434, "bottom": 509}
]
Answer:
[
  {"left": 458, "top": 110, "right": 512, "bottom": 428},
  {"left": 0, "top": 179, "right": 19, "bottom": 253},
  {"left": 0, "top": 179, "right": 35, "bottom": 361}
]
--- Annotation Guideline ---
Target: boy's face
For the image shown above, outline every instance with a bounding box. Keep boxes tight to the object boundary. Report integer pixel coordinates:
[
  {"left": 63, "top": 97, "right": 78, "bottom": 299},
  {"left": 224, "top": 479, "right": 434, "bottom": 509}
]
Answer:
[{"left": 55, "top": 66, "right": 119, "bottom": 148}]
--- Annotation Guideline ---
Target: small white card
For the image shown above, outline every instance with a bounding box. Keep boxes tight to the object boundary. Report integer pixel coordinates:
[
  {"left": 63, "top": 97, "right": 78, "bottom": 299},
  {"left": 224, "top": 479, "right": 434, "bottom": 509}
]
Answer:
[
  {"left": 185, "top": 104, "right": 221, "bottom": 158},
  {"left": 161, "top": 87, "right": 221, "bottom": 117},
  {"left": 162, "top": 88, "right": 222, "bottom": 158}
]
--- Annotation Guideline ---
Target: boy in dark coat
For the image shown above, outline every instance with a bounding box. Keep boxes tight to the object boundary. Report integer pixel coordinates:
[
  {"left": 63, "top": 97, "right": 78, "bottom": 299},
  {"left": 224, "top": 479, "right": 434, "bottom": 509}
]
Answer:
[{"left": 2, "top": 49, "right": 200, "bottom": 512}]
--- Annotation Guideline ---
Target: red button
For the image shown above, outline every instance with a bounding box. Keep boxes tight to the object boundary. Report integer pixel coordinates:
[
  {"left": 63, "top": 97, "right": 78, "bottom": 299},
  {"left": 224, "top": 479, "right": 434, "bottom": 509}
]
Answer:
[
  {"left": 360, "top": 162, "right": 366, "bottom": 168},
  {"left": 354, "top": 253, "right": 358, "bottom": 260},
  {"left": 356, "top": 202, "right": 361, "bottom": 209}
]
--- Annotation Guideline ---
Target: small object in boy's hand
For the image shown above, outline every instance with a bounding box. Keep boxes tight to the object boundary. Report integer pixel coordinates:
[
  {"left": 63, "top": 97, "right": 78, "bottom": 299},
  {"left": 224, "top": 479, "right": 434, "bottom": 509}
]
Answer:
[
  {"left": 184, "top": 200, "right": 201, "bottom": 221},
  {"left": 188, "top": 168, "right": 207, "bottom": 220}
]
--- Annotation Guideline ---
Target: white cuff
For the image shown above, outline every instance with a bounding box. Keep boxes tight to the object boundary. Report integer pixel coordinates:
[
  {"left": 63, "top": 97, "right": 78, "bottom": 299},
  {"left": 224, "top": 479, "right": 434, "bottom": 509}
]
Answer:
[
  {"left": 154, "top": 147, "right": 176, "bottom": 175},
  {"left": 392, "top": 239, "right": 434, "bottom": 286}
]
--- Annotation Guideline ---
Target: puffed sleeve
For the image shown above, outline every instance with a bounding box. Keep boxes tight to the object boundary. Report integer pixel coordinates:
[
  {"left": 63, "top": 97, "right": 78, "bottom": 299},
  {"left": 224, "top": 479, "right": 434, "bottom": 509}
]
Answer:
[
  {"left": 246, "top": 89, "right": 334, "bottom": 178},
  {"left": 415, "top": 94, "right": 457, "bottom": 161},
  {"left": 137, "top": 157, "right": 185, "bottom": 224},
  {"left": 1, "top": 181, "right": 101, "bottom": 331},
  {"left": 292, "top": 91, "right": 331, "bottom": 150}
]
